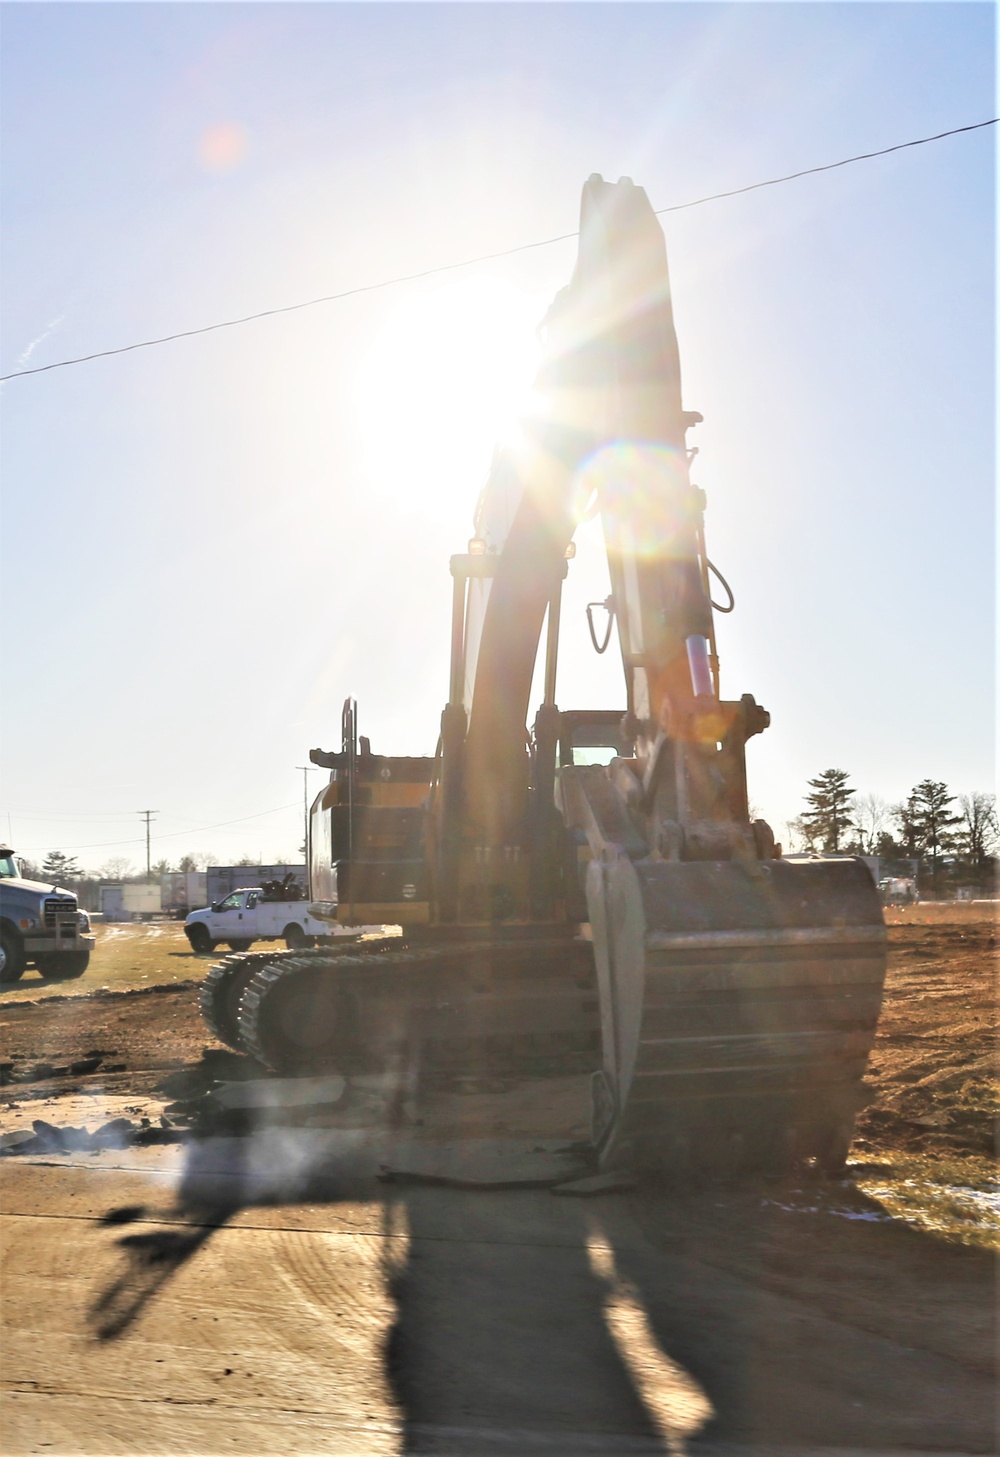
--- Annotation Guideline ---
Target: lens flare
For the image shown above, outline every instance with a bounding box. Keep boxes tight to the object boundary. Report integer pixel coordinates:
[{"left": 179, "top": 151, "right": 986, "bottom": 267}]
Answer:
[
  {"left": 573, "top": 441, "right": 693, "bottom": 557},
  {"left": 198, "top": 123, "right": 247, "bottom": 172}
]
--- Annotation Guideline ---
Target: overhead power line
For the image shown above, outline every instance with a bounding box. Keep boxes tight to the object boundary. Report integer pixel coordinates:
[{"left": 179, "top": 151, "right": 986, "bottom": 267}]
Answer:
[
  {"left": 15, "top": 801, "right": 300, "bottom": 854},
  {"left": 1, "top": 117, "right": 994, "bottom": 385}
]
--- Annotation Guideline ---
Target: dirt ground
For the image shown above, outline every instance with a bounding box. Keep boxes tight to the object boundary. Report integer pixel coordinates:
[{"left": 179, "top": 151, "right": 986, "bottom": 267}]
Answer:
[
  {"left": 3, "top": 911, "right": 995, "bottom": 1180},
  {"left": 1, "top": 908, "right": 996, "bottom": 1455}
]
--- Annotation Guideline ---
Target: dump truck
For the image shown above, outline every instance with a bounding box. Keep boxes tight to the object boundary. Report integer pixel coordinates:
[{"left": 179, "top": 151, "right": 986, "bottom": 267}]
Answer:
[
  {"left": 0, "top": 845, "right": 94, "bottom": 983},
  {"left": 199, "top": 175, "right": 887, "bottom": 1177}
]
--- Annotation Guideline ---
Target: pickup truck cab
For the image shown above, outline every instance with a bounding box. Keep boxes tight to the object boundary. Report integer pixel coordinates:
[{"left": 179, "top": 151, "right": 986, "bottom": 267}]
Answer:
[{"left": 184, "top": 888, "right": 337, "bottom": 954}]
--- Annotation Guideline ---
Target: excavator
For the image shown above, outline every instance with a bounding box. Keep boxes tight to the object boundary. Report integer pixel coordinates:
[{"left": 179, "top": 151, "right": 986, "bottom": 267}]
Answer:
[{"left": 201, "top": 175, "right": 887, "bottom": 1177}]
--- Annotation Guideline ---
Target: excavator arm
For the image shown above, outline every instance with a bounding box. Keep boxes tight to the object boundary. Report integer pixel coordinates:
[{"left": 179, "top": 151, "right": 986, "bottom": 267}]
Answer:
[{"left": 440, "top": 175, "right": 769, "bottom": 920}]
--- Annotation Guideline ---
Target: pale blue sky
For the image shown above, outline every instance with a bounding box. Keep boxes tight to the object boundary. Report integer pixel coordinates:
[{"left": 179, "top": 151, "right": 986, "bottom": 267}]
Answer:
[{"left": 2, "top": 2, "right": 994, "bottom": 870}]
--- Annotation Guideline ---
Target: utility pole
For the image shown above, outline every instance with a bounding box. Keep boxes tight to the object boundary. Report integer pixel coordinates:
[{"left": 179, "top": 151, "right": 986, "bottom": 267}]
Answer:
[
  {"left": 138, "top": 809, "right": 158, "bottom": 877},
  {"left": 295, "top": 768, "right": 316, "bottom": 861}
]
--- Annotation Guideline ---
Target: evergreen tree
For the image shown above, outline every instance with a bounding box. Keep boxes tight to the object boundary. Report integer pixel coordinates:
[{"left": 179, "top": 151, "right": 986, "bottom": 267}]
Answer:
[
  {"left": 800, "top": 769, "right": 855, "bottom": 852},
  {"left": 898, "top": 780, "right": 961, "bottom": 891},
  {"left": 891, "top": 796, "right": 920, "bottom": 858},
  {"left": 41, "top": 850, "right": 82, "bottom": 885}
]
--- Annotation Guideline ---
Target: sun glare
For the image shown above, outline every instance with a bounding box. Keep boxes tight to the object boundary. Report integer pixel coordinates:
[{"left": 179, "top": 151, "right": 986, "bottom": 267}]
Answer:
[{"left": 358, "top": 276, "right": 546, "bottom": 529}]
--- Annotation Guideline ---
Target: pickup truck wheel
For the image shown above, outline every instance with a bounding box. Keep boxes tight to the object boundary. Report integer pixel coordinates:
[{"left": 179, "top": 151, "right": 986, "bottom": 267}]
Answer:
[
  {"left": 36, "top": 951, "right": 90, "bottom": 981},
  {"left": 283, "top": 923, "right": 310, "bottom": 950},
  {"left": 227, "top": 939, "right": 253, "bottom": 952},
  {"left": 186, "top": 924, "right": 216, "bottom": 955},
  {"left": 0, "top": 928, "right": 26, "bottom": 984}
]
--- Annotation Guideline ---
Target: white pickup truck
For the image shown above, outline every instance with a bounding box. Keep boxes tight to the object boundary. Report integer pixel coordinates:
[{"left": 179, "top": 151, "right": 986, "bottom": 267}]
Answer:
[{"left": 184, "top": 888, "right": 338, "bottom": 954}]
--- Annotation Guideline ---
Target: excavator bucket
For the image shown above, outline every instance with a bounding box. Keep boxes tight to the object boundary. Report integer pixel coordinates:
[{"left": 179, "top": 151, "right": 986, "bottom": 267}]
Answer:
[{"left": 585, "top": 851, "right": 887, "bottom": 1176}]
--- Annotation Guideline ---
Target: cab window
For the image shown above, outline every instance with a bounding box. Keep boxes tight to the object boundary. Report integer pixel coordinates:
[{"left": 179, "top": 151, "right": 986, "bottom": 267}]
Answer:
[
  {"left": 570, "top": 745, "right": 619, "bottom": 767},
  {"left": 219, "top": 892, "right": 243, "bottom": 911},
  {"left": 246, "top": 891, "right": 258, "bottom": 909}
]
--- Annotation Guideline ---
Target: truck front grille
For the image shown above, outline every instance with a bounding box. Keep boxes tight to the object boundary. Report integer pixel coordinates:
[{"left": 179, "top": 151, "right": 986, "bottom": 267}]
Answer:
[{"left": 43, "top": 897, "right": 77, "bottom": 929}]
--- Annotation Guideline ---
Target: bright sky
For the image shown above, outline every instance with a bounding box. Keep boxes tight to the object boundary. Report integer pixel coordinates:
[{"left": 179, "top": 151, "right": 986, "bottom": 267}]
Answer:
[{"left": 2, "top": 2, "right": 994, "bottom": 872}]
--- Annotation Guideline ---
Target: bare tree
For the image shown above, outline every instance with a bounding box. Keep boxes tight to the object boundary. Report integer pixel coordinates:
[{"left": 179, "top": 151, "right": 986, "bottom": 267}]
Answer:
[
  {"left": 853, "top": 793, "right": 890, "bottom": 855},
  {"left": 958, "top": 792, "right": 998, "bottom": 879},
  {"left": 99, "top": 855, "right": 135, "bottom": 881},
  {"left": 785, "top": 816, "right": 818, "bottom": 853}
]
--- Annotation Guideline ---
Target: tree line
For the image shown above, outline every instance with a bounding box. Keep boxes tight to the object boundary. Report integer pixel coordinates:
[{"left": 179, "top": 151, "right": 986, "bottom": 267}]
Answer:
[
  {"left": 790, "top": 770, "right": 997, "bottom": 894},
  {"left": 18, "top": 850, "right": 220, "bottom": 886},
  {"left": 19, "top": 777, "right": 996, "bottom": 901},
  {"left": 16, "top": 849, "right": 273, "bottom": 896}
]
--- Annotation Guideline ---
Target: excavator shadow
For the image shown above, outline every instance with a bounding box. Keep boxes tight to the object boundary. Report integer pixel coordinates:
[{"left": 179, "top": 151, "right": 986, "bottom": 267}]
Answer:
[
  {"left": 379, "top": 1174, "right": 994, "bottom": 1454},
  {"left": 86, "top": 1095, "right": 994, "bottom": 1454}
]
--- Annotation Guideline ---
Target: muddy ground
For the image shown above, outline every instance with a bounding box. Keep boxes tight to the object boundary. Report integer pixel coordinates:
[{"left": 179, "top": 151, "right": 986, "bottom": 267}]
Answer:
[{"left": 1, "top": 908, "right": 996, "bottom": 1455}]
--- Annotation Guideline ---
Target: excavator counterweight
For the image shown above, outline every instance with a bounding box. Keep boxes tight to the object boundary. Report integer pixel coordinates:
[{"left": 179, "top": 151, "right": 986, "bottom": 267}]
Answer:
[{"left": 201, "top": 174, "right": 886, "bottom": 1179}]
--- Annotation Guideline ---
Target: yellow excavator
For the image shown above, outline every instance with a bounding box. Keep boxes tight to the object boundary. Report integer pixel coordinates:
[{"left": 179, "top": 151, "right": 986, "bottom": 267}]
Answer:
[{"left": 201, "top": 175, "right": 887, "bottom": 1177}]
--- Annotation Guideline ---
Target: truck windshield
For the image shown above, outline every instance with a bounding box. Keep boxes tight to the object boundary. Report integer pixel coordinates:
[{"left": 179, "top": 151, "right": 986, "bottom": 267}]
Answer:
[{"left": 0, "top": 855, "right": 19, "bottom": 879}]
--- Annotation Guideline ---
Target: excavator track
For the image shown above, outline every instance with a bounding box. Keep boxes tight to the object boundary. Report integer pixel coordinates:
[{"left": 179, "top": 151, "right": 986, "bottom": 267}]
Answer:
[
  {"left": 200, "top": 947, "right": 338, "bottom": 1052},
  {"left": 236, "top": 937, "right": 599, "bottom": 1079},
  {"left": 200, "top": 937, "right": 386, "bottom": 1052}
]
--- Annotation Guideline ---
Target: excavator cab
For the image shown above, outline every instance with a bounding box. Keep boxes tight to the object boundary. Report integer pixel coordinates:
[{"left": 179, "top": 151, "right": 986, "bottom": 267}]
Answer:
[{"left": 557, "top": 710, "right": 631, "bottom": 768}]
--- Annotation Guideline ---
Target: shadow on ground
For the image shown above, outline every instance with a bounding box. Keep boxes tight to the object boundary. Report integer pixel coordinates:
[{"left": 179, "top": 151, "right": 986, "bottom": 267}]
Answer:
[{"left": 86, "top": 1109, "right": 995, "bottom": 1455}]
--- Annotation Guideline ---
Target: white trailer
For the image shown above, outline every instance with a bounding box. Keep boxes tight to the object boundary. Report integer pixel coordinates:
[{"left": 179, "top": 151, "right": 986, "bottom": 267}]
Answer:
[
  {"left": 161, "top": 871, "right": 209, "bottom": 918},
  {"left": 100, "top": 883, "right": 163, "bottom": 922}
]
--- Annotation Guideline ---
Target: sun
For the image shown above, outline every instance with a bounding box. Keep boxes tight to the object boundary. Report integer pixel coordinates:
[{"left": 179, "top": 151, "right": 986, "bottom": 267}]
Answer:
[{"left": 357, "top": 275, "right": 546, "bottom": 530}]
